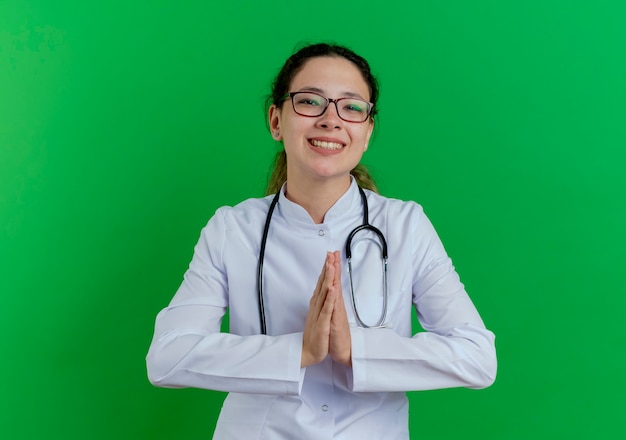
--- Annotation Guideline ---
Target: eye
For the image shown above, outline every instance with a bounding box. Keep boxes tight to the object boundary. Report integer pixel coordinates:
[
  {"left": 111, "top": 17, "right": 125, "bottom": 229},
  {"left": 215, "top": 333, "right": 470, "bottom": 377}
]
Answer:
[
  {"left": 296, "top": 93, "right": 324, "bottom": 107},
  {"left": 345, "top": 103, "right": 363, "bottom": 112},
  {"left": 298, "top": 98, "right": 322, "bottom": 106},
  {"left": 342, "top": 100, "right": 367, "bottom": 114}
]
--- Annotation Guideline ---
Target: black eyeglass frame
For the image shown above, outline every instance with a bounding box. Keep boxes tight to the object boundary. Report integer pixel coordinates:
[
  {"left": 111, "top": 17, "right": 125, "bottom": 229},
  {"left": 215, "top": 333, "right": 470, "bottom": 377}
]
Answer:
[{"left": 283, "top": 92, "right": 374, "bottom": 123}]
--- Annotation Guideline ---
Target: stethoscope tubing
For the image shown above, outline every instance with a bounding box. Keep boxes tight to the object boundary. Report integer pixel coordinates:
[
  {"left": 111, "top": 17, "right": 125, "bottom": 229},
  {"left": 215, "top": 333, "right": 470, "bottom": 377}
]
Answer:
[
  {"left": 257, "top": 191, "right": 280, "bottom": 336},
  {"left": 345, "top": 195, "right": 389, "bottom": 328}
]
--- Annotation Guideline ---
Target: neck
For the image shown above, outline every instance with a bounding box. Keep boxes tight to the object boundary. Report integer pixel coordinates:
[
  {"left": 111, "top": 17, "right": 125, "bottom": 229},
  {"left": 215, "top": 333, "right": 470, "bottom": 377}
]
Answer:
[{"left": 284, "top": 175, "right": 352, "bottom": 224}]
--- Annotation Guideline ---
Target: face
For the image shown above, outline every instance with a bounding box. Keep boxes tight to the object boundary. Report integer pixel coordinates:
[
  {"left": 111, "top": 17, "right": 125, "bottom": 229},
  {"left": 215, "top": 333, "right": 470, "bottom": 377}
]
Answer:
[{"left": 269, "top": 56, "right": 374, "bottom": 187}]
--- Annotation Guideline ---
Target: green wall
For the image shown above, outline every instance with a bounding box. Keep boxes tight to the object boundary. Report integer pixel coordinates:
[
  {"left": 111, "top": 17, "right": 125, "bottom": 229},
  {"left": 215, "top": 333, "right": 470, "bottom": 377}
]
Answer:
[{"left": 2, "top": 1, "right": 624, "bottom": 438}]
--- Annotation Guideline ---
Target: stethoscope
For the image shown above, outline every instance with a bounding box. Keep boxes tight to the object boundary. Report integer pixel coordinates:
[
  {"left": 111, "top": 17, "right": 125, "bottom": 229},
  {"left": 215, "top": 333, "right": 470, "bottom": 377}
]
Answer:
[{"left": 257, "top": 186, "right": 389, "bottom": 335}]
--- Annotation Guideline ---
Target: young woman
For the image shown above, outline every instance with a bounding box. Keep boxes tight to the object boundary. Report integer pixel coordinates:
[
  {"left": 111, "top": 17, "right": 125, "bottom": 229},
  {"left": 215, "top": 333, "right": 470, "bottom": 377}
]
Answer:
[{"left": 147, "top": 43, "right": 497, "bottom": 439}]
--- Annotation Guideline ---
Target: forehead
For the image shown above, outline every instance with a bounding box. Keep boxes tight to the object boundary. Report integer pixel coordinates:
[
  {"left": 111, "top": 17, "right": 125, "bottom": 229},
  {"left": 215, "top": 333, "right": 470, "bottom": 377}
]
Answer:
[{"left": 290, "top": 56, "right": 370, "bottom": 99}]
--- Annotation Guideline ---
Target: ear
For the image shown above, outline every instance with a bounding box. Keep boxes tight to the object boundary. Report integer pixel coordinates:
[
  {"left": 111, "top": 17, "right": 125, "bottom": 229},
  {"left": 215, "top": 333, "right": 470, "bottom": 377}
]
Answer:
[
  {"left": 268, "top": 105, "right": 283, "bottom": 140},
  {"left": 364, "top": 117, "right": 374, "bottom": 151}
]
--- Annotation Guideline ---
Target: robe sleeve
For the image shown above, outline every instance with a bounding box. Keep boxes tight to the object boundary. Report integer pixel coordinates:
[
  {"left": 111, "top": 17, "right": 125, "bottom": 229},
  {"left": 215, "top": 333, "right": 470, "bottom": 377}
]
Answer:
[
  {"left": 146, "top": 208, "right": 305, "bottom": 395},
  {"left": 350, "top": 204, "right": 497, "bottom": 392}
]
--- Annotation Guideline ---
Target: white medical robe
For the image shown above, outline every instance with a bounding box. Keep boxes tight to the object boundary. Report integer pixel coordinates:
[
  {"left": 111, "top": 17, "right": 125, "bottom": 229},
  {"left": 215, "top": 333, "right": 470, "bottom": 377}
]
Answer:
[{"left": 146, "top": 179, "right": 497, "bottom": 439}]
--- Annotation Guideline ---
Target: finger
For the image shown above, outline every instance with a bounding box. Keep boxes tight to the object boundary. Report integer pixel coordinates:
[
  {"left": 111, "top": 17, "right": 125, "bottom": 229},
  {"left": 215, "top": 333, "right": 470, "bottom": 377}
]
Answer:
[
  {"left": 310, "top": 260, "right": 334, "bottom": 323},
  {"left": 311, "top": 257, "right": 328, "bottom": 304},
  {"left": 330, "top": 282, "right": 346, "bottom": 318},
  {"left": 322, "top": 258, "right": 336, "bottom": 298},
  {"left": 332, "top": 250, "right": 341, "bottom": 286},
  {"left": 316, "top": 255, "right": 336, "bottom": 319},
  {"left": 321, "top": 285, "right": 336, "bottom": 317}
]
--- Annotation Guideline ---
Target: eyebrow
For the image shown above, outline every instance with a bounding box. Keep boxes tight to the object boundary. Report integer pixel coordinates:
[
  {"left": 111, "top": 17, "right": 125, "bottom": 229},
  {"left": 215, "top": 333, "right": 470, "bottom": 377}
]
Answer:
[{"left": 296, "top": 86, "right": 367, "bottom": 100}]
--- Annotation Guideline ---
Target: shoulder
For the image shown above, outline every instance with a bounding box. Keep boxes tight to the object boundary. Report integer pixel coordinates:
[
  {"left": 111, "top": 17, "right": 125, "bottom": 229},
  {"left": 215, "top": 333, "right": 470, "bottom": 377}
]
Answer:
[
  {"left": 207, "top": 194, "right": 274, "bottom": 232},
  {"left": 365, "top": 190, "right": 426, "bottom": 224},
  {"left": 197, "top": 195, "right": 274, "bottom": 250},
  {"left": 365, "top": 192, "right": 445, "bottom": 260},
  {"left": 217, "top": 195, "right": 273, "bottom": 220}
]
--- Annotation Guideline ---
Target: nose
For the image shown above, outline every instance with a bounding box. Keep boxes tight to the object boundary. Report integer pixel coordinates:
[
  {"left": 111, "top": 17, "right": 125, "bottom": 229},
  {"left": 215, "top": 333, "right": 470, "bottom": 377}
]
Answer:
[{"left": 316, "top": 100, "right": 342, "bottom": 129}]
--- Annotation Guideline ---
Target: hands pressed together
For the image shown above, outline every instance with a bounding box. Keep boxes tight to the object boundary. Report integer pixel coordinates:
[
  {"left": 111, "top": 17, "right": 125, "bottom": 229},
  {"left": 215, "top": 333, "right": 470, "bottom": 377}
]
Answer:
[{"left": 301, "top": 251, "right": 352, "bottom": 368}]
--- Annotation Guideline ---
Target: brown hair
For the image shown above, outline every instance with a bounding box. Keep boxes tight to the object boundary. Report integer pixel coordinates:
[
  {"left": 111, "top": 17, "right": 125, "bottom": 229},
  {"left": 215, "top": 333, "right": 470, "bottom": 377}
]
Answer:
[{"left": 265, "top": 43, "right": 379, "bottom": 195}]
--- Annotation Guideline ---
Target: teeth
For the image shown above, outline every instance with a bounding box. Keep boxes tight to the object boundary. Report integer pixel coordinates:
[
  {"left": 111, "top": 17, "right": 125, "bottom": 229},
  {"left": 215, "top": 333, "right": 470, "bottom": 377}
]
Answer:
[{"left": 311, "top": 139, "right": 343, "bottom": 150}]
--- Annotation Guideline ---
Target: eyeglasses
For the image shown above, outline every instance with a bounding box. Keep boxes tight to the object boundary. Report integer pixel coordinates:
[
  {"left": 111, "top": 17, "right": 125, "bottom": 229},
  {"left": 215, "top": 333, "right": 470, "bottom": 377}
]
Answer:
[{"left": 284, "top": 91, "right": 373, "bottom": 123}]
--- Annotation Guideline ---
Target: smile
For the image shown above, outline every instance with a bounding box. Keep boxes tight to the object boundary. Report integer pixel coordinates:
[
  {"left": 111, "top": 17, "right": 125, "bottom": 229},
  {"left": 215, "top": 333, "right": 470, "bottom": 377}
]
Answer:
[{"left": 310, "top": 139, "right": 344, "bottom": 150}]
